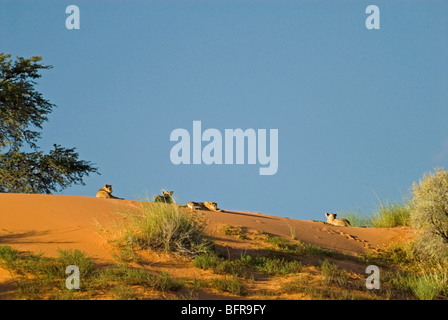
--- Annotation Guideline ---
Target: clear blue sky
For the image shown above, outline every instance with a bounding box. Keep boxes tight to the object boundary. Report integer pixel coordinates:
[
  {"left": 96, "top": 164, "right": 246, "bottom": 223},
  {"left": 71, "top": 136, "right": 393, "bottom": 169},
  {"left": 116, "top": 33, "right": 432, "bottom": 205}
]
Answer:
[{"left": 1, "top": 1, "right": 447, "bottom": 221}]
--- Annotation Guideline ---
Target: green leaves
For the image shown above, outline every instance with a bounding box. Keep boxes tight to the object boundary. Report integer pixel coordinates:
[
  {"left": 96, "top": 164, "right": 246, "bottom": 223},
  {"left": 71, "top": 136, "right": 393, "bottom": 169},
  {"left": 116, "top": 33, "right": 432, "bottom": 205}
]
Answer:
[
  {"left": 0, "top": 53, "right": 53, "bottom": 150},
  {"left": 411, "top": 168, "right": 448, "bottom": 265},
  {"left": 0, "top": 145, "right": 98, "bottom": 194},
  {"left": 0, "top": 53, "right": 98, "bottom": 194}
]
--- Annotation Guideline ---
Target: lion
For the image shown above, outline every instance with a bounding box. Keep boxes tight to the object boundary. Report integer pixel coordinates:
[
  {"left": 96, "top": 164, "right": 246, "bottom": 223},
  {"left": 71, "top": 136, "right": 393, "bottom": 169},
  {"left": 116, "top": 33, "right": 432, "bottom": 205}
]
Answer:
[
  {"left": 154, "top": 190, "right": 175, "bottom": 204},
  {"left": 325, "top": 212, "right": 351, "bottom": 227},
  {"left": 96, "top": 184, "right": 123, "bottom": 199},
  {"left": 186, "top": 201, "right": 222, "bottom": 212}
]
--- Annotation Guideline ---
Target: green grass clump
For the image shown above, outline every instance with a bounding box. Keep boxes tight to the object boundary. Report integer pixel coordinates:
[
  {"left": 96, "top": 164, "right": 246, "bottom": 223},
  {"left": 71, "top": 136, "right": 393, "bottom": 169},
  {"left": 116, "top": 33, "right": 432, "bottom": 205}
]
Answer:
[
  {"left": 263, "top": 234, "right": 340, "bottom": 258},
  {"left": 0, "top": 246, "right": 94, "bottom": 282},
  {"left": 96, "top": 264, "right": 182, "bottom": 292},
  {"left": 210, "top": 276, "right": 247, "bottom": 296},
  {"left": 279, "top": 278, "right": 304, "bottom": 294},
  {"left": 381, "top": 269, "right": 448, "bottom": 300},
  {"left": 320, "top": 260, "right": 349, "bottom": 288},
  {"left": 410, "top": 271, "right": 448, "bottom": 300},
  {"left": 339, "top": 201, "right": 410, "bottom": 228},
  {"left": 0, "top": 245, "right": 183, "bottom": 299},
  {"left": 193, "top": 252, "right": 222, "bottom": 270},
  {"left": 0, "top": 246, "right": 97, "bottom": 298},
  {"left": 110, "top": 285, "right": 137, "bottom": 300},
  {"left": 112, "top": 245, "right": 140, "bottom": 263},
  {"left": 371, "top": 201, "right": 411, "bottom": 228},
  {"left": 362, "top": 240, "right": 448, "bottom": 300},
  {"left": 117, "top": 201, "right": 212, "bottom": 256},
  {"left": 0, "top": 246, "right": 49, "bottom": 276},
  {"left": 265, "top": 235, "right": 299, "bottom": 251},
  {"left": 254, "top": 257, "right": 302, "bottom": 275},
  {"left": 338, "top": 210, "right": 372, "bottom": 227},
  {"left": 55, "top": 249, "right": 96, "bottom": 279},
  {"left": 193, "top": 252, "right": 302, "bottom": 277},
  {"left": 220, "top": 225, "right": 248, "bottom": 239},
  {"left": 0, "top": 246, "right": 20, "bottom": 266},
  {"left": 193, "top": 253, "right": 252, "bottom": 277}
]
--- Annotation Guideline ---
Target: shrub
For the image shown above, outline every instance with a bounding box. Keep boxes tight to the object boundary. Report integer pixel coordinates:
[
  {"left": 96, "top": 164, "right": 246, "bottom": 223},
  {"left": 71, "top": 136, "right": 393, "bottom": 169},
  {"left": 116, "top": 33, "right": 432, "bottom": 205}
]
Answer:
[
  {"left": 410, "top": 168, "right": 448, "bottom": 265},
  {"left": 118, "top": 202, "right": 212, "bottom": 256}
]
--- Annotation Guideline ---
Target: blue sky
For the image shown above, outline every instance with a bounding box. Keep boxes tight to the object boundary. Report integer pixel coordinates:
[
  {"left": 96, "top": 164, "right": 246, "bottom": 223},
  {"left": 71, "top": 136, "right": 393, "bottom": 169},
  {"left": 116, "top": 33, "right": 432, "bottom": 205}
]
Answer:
[{"left": 1, "top": 1, "right": 447, "bottom": 221}]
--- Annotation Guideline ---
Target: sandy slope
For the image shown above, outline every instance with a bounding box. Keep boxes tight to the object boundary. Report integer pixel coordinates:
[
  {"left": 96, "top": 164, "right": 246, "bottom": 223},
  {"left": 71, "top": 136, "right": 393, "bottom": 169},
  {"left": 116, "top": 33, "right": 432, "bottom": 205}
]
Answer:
[
  {"left": 0, "top": 193, "right": 142, "bottom": 264},
  {"left": 202, "top": 209, "right": 413, "bottom": 256},
  {"left": 0, "top": 193, "right": 413, "bottom": 264}
]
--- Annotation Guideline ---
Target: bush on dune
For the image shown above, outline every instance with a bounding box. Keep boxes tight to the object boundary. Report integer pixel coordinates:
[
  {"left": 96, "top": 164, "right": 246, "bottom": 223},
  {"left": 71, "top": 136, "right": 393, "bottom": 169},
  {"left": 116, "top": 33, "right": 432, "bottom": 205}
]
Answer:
[
  {"left": 410, "top": 168, "right": 448, "bottom": 266},
  {"left": 117, "top": 201, "right": 212, "bottom": 256}
]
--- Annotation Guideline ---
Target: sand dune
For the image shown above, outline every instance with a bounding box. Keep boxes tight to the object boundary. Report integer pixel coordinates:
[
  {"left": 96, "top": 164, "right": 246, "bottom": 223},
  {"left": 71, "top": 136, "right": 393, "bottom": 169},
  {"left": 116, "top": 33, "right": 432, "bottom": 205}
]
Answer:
[
  {"left": 0, "top": 194, "right": 140, "bottom": 264},
  {"left": 0, "top": 193, "right": 413, "bottom": 264}
]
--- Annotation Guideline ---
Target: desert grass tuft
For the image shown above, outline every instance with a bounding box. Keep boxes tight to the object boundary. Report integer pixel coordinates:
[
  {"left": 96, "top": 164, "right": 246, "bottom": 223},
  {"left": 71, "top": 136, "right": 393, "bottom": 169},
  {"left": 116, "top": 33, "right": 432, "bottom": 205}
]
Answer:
[
  {"left": 110, "top": 284, "right": 137, "bottom": 300},
  {"left": 96, "top": 264, "right": 182, "bottom": 292},
  {"left": 320, "top": 259, "right": 349, "bottom": 288},
  {"left": 0, "top": 246, "right": 98, "bottom": 298},
  {"left": 338, "top": 210, "right": 372, "bottom": 227},
  {"left": 0, "top": 245, "right": 183, "bottom": 299},
  {"left": 371, "top": 201, "right": 411, "bottom": 228},
  {"left": 220, "top": 225, "right": 248, "bottom": 240},
  {"left": 406, "top": 270, "right": 448, "bottom": 300},
  {"left": 56, "top": 249, "right": 96, "bottom": 278},
  {"left": 210, "top": 276, "right": 247, "bottom": 296},
  {"left": 116, "top": 201, "right": 213, "bottom": 256},
  {"left": 262, "top": 234, "right": 342, "bottom": 259},
  {"left": 254, "top": 256, "right": 302, "bottom": 275},
  {"left": 193, "top": 252, "right": 302, "bottom": 277},
  {"left": 339, "top": 201, "right": 410, "bottom": 228}
]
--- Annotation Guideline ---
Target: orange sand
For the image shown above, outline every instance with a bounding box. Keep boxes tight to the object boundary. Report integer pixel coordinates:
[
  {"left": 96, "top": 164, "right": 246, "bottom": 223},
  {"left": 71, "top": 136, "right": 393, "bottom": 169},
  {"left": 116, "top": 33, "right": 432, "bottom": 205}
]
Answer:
[{"left": 0, "top": 193, "right": 413, "bottom": 264}]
